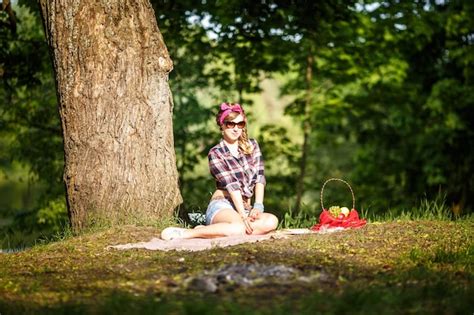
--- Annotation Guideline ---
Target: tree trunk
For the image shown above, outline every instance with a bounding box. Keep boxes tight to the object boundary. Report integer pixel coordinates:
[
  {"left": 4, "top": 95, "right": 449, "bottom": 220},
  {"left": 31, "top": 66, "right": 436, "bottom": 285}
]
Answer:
[
  {"left": 38, "top": 0, "right": 182, "bottom": 231},
  {"left": 294, "top": 51, "right": 314, "bottom": 213}
]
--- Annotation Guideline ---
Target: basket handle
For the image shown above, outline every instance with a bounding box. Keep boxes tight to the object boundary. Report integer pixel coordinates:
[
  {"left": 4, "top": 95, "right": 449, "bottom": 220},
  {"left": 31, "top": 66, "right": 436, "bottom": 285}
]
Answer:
[{"left": 320, "top": 178, "right": 355, "bottom": 211}]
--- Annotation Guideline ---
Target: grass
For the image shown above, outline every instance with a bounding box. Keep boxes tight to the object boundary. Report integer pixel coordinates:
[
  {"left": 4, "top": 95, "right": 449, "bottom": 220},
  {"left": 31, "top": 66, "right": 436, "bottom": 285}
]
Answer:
[
  {"left": 280, "top": 205, "right": 316, "bottom": 229},
  {"left": 0, "top": 218, "right": 472, "bottom": 314},
  {"left": 279, "top": 192, "right": 471, "bottom": 229},
  {"left": 0, "top": 206, "right": 185, "bottom": 251},
  {"left": 358, "top": 193, "right": 472, "bottom": 223}
]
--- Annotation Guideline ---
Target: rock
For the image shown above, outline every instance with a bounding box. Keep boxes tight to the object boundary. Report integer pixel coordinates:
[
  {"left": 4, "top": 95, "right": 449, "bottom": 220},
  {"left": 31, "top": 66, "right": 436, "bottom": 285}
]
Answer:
[
  {"left": 188, "top": 277, "right": 218, "bottom": 293},
  {"left": 187, "top": 263, "right": 301, "bottom": 291},
  {"left": 318, "top": 271, "right": 334, "bottom": 284}
]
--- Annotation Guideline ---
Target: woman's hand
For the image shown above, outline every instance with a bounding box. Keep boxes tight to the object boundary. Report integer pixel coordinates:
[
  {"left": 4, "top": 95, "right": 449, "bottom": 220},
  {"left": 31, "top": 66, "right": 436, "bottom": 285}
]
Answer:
[
  {"left": 249, "top": 208, "right": 261, "bottom": 220},
  {"left": 242, "top": 216, "right": 254, "bottom": 234}
]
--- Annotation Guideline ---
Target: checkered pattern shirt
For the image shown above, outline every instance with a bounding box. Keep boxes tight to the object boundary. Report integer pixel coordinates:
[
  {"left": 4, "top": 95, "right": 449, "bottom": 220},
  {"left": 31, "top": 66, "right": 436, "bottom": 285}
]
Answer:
[{"left": 208, "top": 138, "right": 266, "bottom": 198}]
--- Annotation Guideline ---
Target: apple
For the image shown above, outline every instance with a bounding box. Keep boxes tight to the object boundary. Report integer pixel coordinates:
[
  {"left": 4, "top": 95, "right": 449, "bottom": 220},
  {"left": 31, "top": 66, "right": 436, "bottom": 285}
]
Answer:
[{"left": 340, "top": 207, "right": 350, "bottom": 217}]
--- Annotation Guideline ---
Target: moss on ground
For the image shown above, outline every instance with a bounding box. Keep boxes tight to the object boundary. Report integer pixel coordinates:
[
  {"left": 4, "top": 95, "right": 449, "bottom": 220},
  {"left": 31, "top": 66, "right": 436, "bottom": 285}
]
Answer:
[{"left": 0, "top": 220, "right": 472, "bottom": 314}]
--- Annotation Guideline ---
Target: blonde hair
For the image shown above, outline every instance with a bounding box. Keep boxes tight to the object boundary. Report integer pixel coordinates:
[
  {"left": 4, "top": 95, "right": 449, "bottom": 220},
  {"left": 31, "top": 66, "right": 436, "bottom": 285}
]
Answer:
[{"left": 223, "top": 112, "right": 254, "bottom": 155}]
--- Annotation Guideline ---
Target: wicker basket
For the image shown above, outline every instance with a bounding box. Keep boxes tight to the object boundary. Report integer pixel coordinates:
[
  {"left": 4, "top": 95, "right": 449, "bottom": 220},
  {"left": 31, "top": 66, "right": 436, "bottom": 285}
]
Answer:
[
  {"left": 320, "top": 178, "right": 355, "bottom": 218},
  {"left": 311, "top": 178, "right": 366, "bottom": 230}
]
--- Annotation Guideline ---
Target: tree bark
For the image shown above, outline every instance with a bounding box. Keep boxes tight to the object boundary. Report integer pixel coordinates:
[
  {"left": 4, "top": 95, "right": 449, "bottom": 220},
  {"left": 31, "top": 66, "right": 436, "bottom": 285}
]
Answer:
[
  {"left": 1, "top": 0, "right": 17, "bottom": 34},
  {"left": 38, "top": 0, "right": 182, "bottom": 231}
]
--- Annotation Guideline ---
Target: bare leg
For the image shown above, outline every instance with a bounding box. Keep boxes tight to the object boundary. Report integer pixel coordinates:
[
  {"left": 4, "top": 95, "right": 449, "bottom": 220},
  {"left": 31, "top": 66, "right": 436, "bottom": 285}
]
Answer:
[
  {"left": 183, "top": 222, "right": 245, "bottom": 238},
  {"left": 161, "top": 208, "right": 246, "bottom": 240},
  {"left": 192, "top": 211, "right": 279, "bottom": 237},
  {"left": 249, "top": 213, "right": 279, "bottom": 235}
]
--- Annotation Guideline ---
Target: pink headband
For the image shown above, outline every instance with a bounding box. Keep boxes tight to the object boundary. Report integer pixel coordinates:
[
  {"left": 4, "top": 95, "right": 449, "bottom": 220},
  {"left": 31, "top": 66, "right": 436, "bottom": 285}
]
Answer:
[{"left": 216, "top": 103, "right": 245, "bottom": 126}]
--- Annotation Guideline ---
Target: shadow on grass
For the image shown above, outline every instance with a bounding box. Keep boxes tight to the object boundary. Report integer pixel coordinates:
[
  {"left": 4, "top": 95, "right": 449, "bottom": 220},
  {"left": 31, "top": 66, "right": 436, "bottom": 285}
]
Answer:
[{"left": 1, "top": 266, "right": 472, "bottom": 315}]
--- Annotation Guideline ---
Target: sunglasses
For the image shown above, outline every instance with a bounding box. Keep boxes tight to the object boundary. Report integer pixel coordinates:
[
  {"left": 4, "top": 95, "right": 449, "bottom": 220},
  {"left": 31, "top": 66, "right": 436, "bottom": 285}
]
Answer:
[{"left": 224, "top": 121, "right": 246, "bottom": 129}]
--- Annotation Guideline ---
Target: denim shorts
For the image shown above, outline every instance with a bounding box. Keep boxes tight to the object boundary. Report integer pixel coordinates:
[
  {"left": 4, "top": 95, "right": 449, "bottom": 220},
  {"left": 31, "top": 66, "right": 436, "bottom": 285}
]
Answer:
[{"left": 205, "top": 198, "right": 250, "bottom": 225}]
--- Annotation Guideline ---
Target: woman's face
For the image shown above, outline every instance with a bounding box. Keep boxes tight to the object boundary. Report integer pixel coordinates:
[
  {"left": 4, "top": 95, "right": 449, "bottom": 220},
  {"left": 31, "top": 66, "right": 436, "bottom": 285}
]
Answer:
[{"left": 222, "top": 114, "right": 246, "bottom": 144}]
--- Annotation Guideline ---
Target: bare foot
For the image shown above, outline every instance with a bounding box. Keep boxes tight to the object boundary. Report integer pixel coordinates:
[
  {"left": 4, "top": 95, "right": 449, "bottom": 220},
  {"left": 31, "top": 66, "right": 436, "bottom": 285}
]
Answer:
[{"left": 161, "top": 227, "right": 188, "bottom": 240}]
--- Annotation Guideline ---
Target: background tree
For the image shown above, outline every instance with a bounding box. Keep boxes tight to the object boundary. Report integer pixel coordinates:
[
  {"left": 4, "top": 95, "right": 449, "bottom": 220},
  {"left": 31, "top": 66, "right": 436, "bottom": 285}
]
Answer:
[
  {"left": 265, "top": 1, "right": 358, "bottom": 213},
  {"left": 1, "top": 2, "right": 66, "bottom": 244},
  {"left": 38, "top": 0, "right": 182, "bottom": 231},
  {"left": 1, "top": 0, "right": 473, "bottom": 248},
  {"left": 344, "top": 0, "right": 474, "bottom": 214}
]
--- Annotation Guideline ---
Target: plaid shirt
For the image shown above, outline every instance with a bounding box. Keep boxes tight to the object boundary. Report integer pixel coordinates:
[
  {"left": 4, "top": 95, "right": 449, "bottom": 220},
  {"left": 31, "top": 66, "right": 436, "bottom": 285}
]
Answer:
[{"left": 208, "top": 138, "right": 266, "bottom": 198}]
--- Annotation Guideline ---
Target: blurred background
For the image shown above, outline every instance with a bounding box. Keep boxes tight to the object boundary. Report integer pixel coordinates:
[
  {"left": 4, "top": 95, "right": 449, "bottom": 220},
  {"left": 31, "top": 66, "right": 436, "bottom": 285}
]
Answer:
[{"left": 1, "top": 0, "right": 473, "bottom": 248}]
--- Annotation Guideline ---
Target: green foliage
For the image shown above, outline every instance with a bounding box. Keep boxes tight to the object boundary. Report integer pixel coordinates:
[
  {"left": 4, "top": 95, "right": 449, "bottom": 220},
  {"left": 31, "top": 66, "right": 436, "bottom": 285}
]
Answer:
[
  {"left": 36, "top": 197, "right": 68, "bottom": 232},
  {"left": 256, "top": 124, "right": 300, "bottom": 216},
  {"left": 279, "top": 205, "right": 316, "bottom": 229},
  {"left": 273, "top": 0, "right": 474, "bottom": 216},
  {"left": 361, "top": 192, "right": 461, "bottom": 222},
  {"left": 1, "top": 1, "right": 474, "bottom": 246},
  {"left": 0, "top": 3, "right": 66, "bottom": 248}
]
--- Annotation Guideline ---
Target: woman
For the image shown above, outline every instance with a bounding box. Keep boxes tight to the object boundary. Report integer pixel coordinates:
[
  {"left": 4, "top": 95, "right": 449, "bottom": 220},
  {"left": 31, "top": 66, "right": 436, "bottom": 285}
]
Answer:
[{"left": 161, "top": 102, "right": 279, "bottom": 240}]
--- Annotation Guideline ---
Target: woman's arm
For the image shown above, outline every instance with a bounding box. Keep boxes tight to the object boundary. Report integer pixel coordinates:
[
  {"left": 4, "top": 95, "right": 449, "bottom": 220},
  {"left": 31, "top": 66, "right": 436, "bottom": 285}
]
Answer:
[
  {"left": 249, "top": 182, "right": 265, "bottom": 220},
  {"left": 251, "top": 139, "right": 266, "bottom": 215},
  {"left": 254, "top": 182, "right": 265, "bottom": 205},
  {"left": 228, "top": 190, "right": 248, "bottom": 218},
  {"left": 229, "top": 190, "right": 254, "bottom": 234}
]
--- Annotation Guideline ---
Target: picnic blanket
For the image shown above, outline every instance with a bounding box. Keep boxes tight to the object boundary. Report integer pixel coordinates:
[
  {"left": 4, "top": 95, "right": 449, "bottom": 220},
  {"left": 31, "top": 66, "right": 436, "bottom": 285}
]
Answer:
[{"left": 108, "top": 228, "right": 349, "bottom": 252}]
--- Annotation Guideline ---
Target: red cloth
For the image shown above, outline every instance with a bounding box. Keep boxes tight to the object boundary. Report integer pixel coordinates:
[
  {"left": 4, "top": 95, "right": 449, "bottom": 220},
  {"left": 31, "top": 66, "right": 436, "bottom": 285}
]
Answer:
[{"left": 310, "top": 209, "right": 367, "bottom": 231}]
